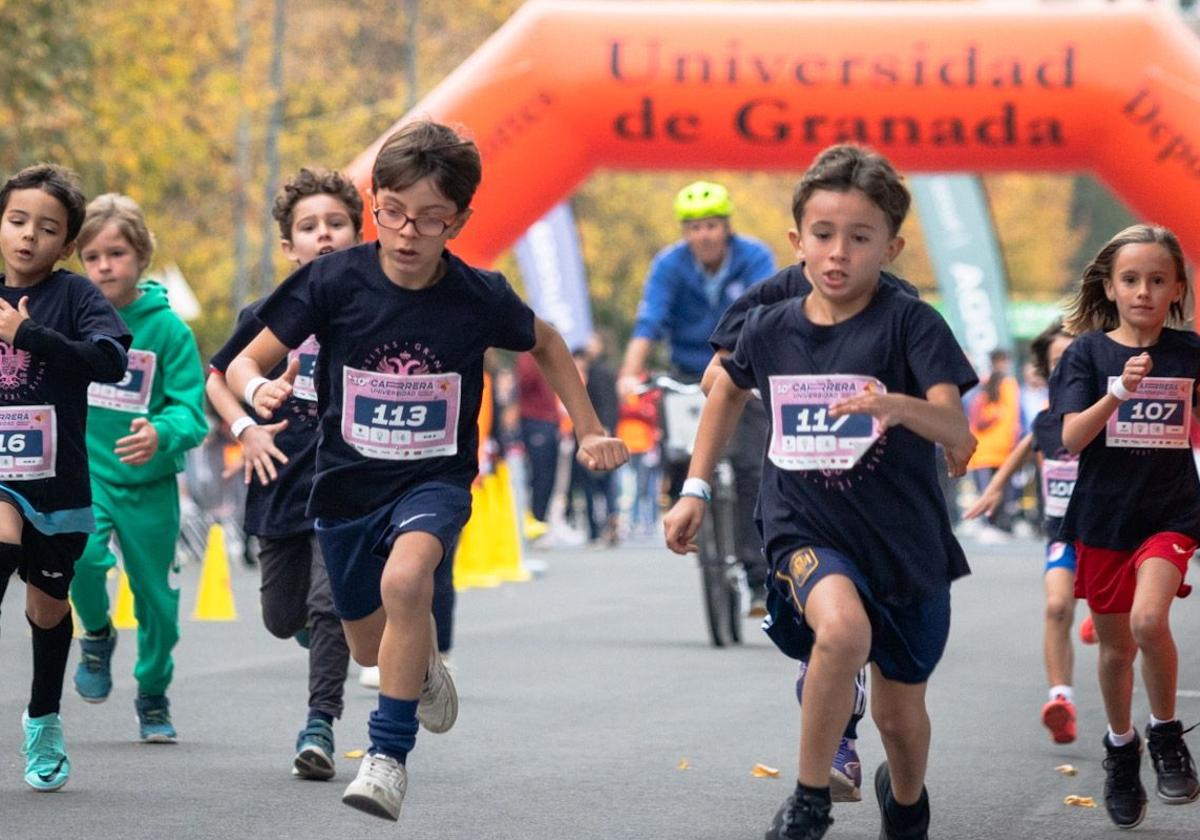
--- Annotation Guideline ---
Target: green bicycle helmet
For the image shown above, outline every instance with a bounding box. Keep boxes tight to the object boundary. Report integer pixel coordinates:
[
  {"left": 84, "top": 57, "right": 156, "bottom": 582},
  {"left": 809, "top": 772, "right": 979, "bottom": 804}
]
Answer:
[{"left": 673, "top": 181, "right": 732, "bottom": 221}]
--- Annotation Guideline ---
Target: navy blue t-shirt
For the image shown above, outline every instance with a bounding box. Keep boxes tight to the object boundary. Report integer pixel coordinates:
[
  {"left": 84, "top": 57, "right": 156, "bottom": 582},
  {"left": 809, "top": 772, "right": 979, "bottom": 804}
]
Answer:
[
  {"left": 1050, "top": 328, "right": 1200, "bottom": 549},
  {"left": 721, "top": 284, "right": 976, "bottom": 604},
  {"left": 0, "top": 269, "right": 131, "bottom": 517},
  {"left": 1031, "top": 409, "right": 1074, "bottom": 539},
  {"left": 709, "top": 264, "right": 919, "bottom": 352},
  {"left": 257, "top": 243, "right": 537, "bottom": 519},
  {"left": 210, "top": 300, "right": 320, "bottom": 538}
]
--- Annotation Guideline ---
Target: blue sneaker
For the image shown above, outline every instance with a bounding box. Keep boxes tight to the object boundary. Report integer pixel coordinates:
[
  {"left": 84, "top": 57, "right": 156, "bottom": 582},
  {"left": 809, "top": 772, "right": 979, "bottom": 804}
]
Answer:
[
  {"left": 293, "top": 718, "right": 336, "bottom": 780},
  {"left": 22, "top": 710, "right": 70, "bottom": 791},
  {"left": 294, "top": 626, "right": 311, "bottom": 650},
  {"left": 74, "top": 625, "right": 117, "bottom": 703},
  {"left": 135, "top": 694, "right": 177, "bottom": 743},
  {"left": 830, "top": 738, "right": 862, "bottom": 802}
]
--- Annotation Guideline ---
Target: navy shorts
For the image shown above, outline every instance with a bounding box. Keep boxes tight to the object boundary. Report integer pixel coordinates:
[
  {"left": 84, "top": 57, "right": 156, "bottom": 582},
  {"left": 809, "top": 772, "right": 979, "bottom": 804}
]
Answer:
[
  {"left": 762, "top": 544, "right": 951, "bottom": 685},
  {"left": 314, "top": 482, "right": 471, "bottom": 621}
]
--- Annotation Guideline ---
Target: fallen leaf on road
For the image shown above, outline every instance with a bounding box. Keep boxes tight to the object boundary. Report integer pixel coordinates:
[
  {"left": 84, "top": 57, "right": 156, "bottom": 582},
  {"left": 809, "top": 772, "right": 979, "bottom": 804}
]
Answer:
[
  {"left": 751, "top": 763, "right": 780, "bottom": 778},
  {"left": 1054, "top": 764, "right": 1077, "bottom": 776},
  {"left": 1063, "top": 795, "right": 1095, "bottom": 808},
  {"left": 344, "top": 749, "right": 365, "bottom": 759},
  {"left": 677, "top": 759, "right": 690, "bottom": 770}
]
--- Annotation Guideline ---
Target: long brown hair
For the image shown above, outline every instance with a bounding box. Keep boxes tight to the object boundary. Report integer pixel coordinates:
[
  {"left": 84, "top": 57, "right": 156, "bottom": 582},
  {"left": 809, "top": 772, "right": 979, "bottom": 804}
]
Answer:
[{"left": 1063, "top": 224, "right": 1189, "bottom": 334}]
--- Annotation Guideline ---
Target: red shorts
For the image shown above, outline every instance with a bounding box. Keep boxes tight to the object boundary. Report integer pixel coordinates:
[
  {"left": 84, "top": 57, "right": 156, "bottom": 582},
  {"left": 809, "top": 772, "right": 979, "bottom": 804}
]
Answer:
[{"left": 1074, "top": 532, "right": 1195, "bottom": 614}]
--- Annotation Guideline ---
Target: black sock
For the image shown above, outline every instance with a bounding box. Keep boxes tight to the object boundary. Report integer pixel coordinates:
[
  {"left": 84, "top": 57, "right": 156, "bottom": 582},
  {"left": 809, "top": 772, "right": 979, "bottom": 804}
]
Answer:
[
  {"left": 797, "top": 781, "right": 832, "bottom": 805},
  {"left": 886, "top": 787, "right": 930, "bottom": 833},
  {"left": 28, "top": 611, "right": 73, "bottom": 718},
  {"left": 0, "top": 541, "right": 21, "bottom": 609},
  {"left": 308, "top": 709, "right": 335, "bottom": 725}
]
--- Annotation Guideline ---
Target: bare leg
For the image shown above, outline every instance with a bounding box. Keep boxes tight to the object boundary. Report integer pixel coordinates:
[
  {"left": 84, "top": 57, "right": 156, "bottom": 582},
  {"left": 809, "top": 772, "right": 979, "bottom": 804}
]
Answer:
[
  {"left": 870, "top": 668, "right": 930, "bottom": 805},
  {"left": 796, "top": 574, "right": 870, "bottom": 789},
  {"left": 1092, "top": 612, "right": 1137, "bottom": 735},
  {"left": 1043, "top": 568, "right": 1075, "bottom": 688},
  {"left": 1130, "top": 557, "right": 1183, "bottom": 722}
]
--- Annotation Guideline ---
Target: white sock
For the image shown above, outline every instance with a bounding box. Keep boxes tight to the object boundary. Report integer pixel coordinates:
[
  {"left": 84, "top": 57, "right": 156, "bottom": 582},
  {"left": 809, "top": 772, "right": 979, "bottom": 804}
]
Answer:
[
  {"left": 1107, "top": 726, "right": 1136, "bottom": 747},
  {"left": 1149, "top": 714, "right": 1176, "bottom": 730},
  {"left": 1048, "top": 685, "right": 1073, "bottom": 703}
]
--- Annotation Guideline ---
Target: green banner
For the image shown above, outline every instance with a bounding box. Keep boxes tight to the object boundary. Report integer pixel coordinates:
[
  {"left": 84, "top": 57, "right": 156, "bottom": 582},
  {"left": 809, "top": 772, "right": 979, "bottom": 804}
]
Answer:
[{"left": 911, "top": 175, "right": 1013, "bottom": 369}]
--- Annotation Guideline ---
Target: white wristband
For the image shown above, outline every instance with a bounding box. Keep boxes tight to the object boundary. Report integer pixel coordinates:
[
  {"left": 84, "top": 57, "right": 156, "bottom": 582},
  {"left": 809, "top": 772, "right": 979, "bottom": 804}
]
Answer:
[
  {"left": 243, "top": 376, "right": 270, "bottom": 407},
  {"left": 230, "top": 416, "right": 257, "bottom": 440},
  {"left": 680, "top": 477, "right": 712, "bottom": 503},
  {"left": 1109, "top": 378, "right": 1135, "bottom": 402}
]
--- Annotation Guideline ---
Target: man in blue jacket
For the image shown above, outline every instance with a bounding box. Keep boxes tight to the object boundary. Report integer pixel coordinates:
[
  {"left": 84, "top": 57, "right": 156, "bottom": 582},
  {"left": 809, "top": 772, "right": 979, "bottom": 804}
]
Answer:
[{"left": 618, "top": 182, "right": 775, "bottom": 613}]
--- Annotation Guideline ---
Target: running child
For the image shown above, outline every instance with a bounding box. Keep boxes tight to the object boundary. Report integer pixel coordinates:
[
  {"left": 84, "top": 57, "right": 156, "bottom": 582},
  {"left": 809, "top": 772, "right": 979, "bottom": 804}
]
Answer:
[
  {"left": 206, "top": 167, "right": 360, "bottom": 779},
  {"left": 70, "top": 194, "right": 207, "bottom": 742},
  {"left": 225, "top": 121, "right": 627, "bottom": 820},
  {"left": 1052, "top": 223, "right": 1200, "bottom": 829},
  {"left": 965, "top": 321, "right": 1079, "bottom": 744},
  {"left": 0, "top": 164, "right": 131, "bottom": 789},
  {"left": 701, "top": 233, "right": 925, "bottom": 804},
  {"left": 664, "top": 144, "right": 977, "bottom": 840}
]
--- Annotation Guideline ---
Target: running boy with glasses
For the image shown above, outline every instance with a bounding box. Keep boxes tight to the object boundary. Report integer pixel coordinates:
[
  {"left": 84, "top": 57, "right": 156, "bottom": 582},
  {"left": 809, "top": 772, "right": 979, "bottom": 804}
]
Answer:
[{"left": 226, "top": 121, "right": 627, "bottom": 821}]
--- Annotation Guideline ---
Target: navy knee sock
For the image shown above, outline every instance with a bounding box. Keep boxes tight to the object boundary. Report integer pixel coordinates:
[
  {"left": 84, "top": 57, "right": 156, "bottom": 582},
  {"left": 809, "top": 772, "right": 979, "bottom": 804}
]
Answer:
[
  {"left": 28, "top": 611, "right": 73, "bottom": 718},
  {"left": 368, "top": 694, "right": 419, "bottom": 764}
]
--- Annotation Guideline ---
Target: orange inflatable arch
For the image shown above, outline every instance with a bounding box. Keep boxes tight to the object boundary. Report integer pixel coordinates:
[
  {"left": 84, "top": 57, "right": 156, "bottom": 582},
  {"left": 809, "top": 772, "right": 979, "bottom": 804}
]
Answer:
[{"left": 346, "top": 0, "right": 1200, "bottom": 320}]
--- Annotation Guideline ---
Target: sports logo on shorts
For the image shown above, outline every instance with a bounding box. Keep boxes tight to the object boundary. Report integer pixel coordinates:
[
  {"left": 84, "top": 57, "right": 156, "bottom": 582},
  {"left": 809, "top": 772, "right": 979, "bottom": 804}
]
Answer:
[
  {"left": 774, "top": 547, "right": 820, "bottom": 614},
  {"left": 789, "top": 547, "right": 820, "bottom": 589}
]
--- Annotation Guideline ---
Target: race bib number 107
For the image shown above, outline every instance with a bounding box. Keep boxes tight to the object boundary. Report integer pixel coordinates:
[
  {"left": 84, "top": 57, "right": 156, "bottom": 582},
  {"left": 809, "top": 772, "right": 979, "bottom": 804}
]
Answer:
[
  {"left": 767, "top": 375, "right": 886, "bottom": 471},
  {"left": 1105, "top": 376, "right": 1193, "bottom": 449}
]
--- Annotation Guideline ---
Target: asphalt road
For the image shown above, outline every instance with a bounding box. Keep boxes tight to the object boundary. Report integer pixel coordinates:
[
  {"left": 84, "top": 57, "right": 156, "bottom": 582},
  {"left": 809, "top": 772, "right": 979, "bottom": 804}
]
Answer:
[{"left": 2, "top": 534, "right": 1198, "bottom": 839}]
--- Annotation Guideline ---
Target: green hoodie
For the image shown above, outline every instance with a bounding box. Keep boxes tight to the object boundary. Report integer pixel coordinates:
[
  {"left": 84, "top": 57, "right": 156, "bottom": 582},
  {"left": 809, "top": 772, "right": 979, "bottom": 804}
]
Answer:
[{"left": 86, "top": 281, "right": 208, "bottom": 485}]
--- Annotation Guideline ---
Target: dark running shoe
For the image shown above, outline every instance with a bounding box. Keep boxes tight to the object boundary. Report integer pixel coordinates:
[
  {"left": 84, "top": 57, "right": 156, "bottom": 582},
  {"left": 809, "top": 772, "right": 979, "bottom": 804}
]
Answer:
[
  {"left": 1146, "top": 720, "right": 1200, "bottom": 804},
  {"left": 1102, "top": 732, "right": 1147, "bottom": 829},
  {"left": 765, "top": 787, "right": 833, "bottom": 840},
  {"left": 874, "top": 762, "right": 930, "bottom": 840}
]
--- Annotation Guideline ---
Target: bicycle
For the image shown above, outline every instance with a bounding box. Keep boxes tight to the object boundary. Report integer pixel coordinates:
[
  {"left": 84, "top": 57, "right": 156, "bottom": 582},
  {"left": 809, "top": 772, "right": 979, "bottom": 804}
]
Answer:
[{"left": 651, "top": 375, "right": 743, "bottom": 647}]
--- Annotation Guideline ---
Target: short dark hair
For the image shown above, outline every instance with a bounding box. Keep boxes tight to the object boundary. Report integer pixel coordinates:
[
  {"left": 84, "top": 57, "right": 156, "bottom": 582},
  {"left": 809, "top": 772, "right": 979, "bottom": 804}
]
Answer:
[
  {"left": 272, "top": 167, "right": 364, "bottom": 241},
  {"left": 1029, "top": 320, "right": 1072, "bottom": 380},
  {"left": 0, "top": 163, "right": 87, "bottom": 242},
  {"left": 371, "top": 120, "right": 481, "bottom": 211},
  {"left": 791, "top": 145, "right": 910, "bottom": 236}
]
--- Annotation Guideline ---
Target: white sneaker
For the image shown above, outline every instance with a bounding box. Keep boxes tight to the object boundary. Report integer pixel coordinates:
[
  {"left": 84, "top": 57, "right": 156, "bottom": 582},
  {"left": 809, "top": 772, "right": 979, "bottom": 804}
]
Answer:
[
  {"left": 342, "top": 753, "right": 406, "bottom": 821},
  {"left": 417, "top": 615, "right": 458, "bottom": 734},
  {"left": 976, "top": 525, "right": 1012, "bottom": 545},
  {"left": 359, "top": 666, "right": 380, "bottom": 689}
]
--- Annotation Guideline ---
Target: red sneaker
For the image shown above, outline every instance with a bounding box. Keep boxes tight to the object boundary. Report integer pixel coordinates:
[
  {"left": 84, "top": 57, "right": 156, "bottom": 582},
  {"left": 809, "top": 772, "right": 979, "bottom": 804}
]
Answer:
[
  {"left": 1042, "top": 695, "right": 1078, "bottom": 744},
  {"left": 1079, "top": 615, "right": 1097, "bottom": 645}
]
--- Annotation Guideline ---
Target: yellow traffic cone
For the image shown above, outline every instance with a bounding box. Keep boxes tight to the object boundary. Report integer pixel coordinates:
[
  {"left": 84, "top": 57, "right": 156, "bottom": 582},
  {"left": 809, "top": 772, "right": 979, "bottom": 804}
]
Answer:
[
  {"left": 488, "top": 462, "right": 530, "bottom": 583},
  {"left": 191, "top": 523, "right": 237, "bottom": 621},
  {"left": 113, "top": 567, "right": 138, "bottom": 630},
  {"left": 453, "top": 483, "right": 501, "bottom": 590}
]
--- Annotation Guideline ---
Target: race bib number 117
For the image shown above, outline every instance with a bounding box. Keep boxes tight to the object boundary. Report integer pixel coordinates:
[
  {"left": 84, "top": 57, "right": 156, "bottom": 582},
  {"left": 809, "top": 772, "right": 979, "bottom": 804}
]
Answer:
[{"left": 767, "top": 375, "right": 886, "bottom": 471}]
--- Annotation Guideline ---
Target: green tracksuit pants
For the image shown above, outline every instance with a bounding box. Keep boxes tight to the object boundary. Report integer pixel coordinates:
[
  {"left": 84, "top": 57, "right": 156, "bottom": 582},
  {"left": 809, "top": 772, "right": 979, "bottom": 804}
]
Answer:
[{"left": 70, "top": 475, "right": 181, "bottom": 696}]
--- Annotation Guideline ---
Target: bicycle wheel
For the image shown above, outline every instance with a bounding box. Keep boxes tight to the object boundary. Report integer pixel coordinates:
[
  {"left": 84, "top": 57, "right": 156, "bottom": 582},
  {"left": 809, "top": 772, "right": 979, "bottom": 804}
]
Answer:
[
  {"left": 711, "top": 465, "right": 743, "bottom": 646},
  {"left": 697, "top": 513, "right": 730, "bottom": 647}
]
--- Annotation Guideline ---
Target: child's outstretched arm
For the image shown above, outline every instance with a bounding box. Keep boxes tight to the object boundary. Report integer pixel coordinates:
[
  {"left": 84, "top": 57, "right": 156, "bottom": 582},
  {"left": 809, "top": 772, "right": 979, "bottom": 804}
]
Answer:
[
  {"left": 829, "top": 382, "right": 976, "bottom": 475},
  {"left": 963, "top": 432, "right": 1034, "bottom": 520},
  {"left": 205, "top": 371, "right": 290, "bottom": 486},
  {"left": 528, "top": 317, "right": 628, "bottom": 472},
  {"left": 225, "top": 327, "right": 299, "bottom": 421},
  {"left": 1062, "top": 352, "right": 1151, "bottom": 454},
  {"left": 663, "top": 366, "right": 751, "bottom": 555}
]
